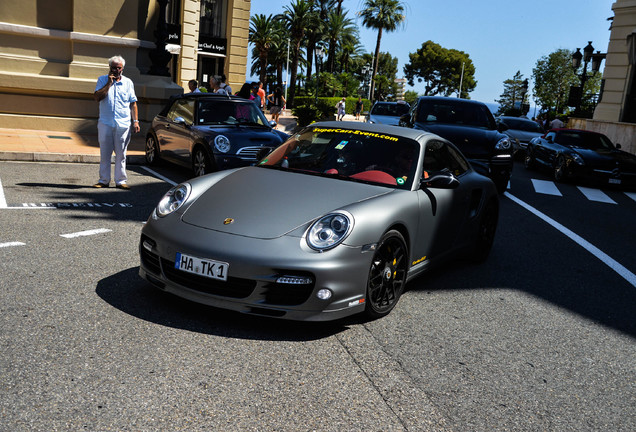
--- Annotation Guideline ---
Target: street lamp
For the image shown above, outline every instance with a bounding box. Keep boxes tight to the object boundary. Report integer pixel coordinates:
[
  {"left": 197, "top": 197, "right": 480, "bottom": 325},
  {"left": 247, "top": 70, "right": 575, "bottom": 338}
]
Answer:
[
  {"left": 569, "top": 41, "right": 606, "bottom": 115},
  {"left": 314, "top": 47, "right": 324, "bottom": 104},
  {"left": 362, "top": 64, "right": 372, "bottom": 100},
  {"left": 520, "top": 78, "right": 529, "bottom": 115}
]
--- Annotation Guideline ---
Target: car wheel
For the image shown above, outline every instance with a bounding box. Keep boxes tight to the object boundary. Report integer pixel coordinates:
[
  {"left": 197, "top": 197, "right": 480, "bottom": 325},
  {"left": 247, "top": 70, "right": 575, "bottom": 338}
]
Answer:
[
  {"left": 192, "top": 147, "right": 215, "bottom": 177},
  {"left": 471, "top": 198, "right": 498, "bottom": 263},
  {"left": 364, "top": 230, "right": 408, "bottom": 319},
  {"left": 553, "top": 155, "right": 568, "bottom": 182},
  {"left": 145, "top": 134, "right": 160, "bottom": 165}
]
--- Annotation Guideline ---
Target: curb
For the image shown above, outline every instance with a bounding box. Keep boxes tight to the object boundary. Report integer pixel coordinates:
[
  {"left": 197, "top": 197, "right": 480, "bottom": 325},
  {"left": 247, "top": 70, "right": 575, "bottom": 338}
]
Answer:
[{"left": 0, "top": 151, "right": 146, "bottom": 164}]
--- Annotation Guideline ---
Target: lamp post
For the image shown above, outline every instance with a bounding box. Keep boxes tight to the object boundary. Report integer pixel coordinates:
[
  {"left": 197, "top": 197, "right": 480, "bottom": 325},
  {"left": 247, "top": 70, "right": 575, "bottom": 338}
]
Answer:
[
  {"left": 285, "top": 38, "right": 290, "bottom": 104},
  {"left": 315, "top": 47, "right": 324, "bottom": 104},
  {"left": 570, "top": 41, "right": 606, "bottom": 115},
  {"left": 362, "top": 65, "right": 372, "bottom": 100},
  {"left": 520, "top": 78, "right": 529, "bottom": 115}
]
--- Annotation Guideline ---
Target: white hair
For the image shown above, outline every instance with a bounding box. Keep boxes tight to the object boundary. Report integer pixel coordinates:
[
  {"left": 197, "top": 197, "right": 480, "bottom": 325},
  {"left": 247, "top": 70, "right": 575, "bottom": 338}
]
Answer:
[{"left": 108, "top": 55, "right": 126, "bottom": 68}]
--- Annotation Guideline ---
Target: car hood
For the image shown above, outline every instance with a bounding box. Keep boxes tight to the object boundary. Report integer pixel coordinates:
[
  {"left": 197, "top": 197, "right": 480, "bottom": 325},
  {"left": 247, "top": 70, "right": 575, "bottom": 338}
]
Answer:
[
  {"left": 573, "top": 147, "right": 636, "bottom": 169},
  {"left": 194, "top": 125, "right": 288, "bottom": 145},
  {"left": 368, "top": 114, "right": 401, "bottom": 126},
  {"left": 505, "top": 129, "right": 543, "bottom": 142},
  {"left": 413, "top": 123, "right": 503, "bottom": 158},
  {"left": 181, "top": 167, "right": 392, "bottom": 239}
]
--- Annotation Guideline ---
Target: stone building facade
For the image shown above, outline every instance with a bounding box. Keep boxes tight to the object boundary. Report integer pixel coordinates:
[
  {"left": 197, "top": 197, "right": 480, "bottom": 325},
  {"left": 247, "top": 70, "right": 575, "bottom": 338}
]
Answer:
[{"left": 0, "top": 0, "right": 250, "bottom": 135}]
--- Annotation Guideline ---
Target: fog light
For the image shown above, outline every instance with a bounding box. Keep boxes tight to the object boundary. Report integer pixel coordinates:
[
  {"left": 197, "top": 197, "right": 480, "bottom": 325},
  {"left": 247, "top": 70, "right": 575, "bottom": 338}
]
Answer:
[
  {"left": 276, "top": 275, "right": 313, "bottom": 285},
  {"left": 316, "top": 289, "right": 332, "bottom": 300}
]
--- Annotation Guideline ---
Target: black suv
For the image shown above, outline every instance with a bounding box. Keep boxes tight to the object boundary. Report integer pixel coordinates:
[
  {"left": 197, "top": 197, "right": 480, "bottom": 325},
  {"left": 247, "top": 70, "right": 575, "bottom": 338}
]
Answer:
[{"left": 399, "top": 96, "right": 513, "bottom": 192}]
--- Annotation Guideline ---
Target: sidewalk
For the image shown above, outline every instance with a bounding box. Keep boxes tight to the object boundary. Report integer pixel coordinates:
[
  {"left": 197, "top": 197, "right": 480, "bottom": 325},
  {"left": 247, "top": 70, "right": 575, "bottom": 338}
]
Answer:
[{"left": 0, "top": 112, "right": 362, "bottom": 164}]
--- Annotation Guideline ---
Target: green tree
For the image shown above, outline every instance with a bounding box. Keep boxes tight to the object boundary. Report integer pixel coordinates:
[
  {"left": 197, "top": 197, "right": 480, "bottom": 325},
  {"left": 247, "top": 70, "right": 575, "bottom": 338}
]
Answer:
[
  {"left": 532, "top": 48, "right": 601, "bottom": 115},
  {"left": 278, "top": 0, "right": 313, "bottom": 107},
  {"left": 358, "top": 0, "right": 406, "bottom": 101},
  {"left": 403, "top": 89, "right": 419, "bottom": 105},
  {"left": 496, "top": 71, "right": 529, "bottom": 116},
  {"left": 249, "top": 14, "right": 278, "bottom": 87},
  {"left": 403, "top": 40, "right": 476, "bottom": 97},
  {"left": 324, "top": 10, "right": 356, "bottom": 73}
]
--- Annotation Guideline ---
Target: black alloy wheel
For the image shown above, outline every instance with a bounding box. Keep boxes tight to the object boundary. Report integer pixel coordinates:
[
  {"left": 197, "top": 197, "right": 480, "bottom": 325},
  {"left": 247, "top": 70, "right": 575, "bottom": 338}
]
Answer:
[
  {"left": 471, "top": 199, "right": 498, "bottom": 263},
  {"left": 145, "top": 135, "right": 159, "bottom": 165},
  {"left": 192, "top": 147, "right": 214, "bottom": 177},
  {"left": 554, "top": 155, "right": 568, "bottom": 182},
  {"left": 365, "top": 230, "right": 408, "bottom": 319}
]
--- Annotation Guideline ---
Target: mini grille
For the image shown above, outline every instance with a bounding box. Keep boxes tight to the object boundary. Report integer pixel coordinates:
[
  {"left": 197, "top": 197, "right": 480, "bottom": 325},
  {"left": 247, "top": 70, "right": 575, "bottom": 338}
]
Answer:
[{"left": 236, "top": 146, "right": 273, "bottom": 160}]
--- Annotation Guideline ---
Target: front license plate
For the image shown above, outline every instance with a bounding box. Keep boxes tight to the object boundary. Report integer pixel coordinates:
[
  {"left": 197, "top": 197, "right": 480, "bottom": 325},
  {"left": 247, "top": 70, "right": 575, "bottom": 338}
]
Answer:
[
  {"left": 175, "top": 252, "right": 228, "bottom": 281},
  {"left": 609, "top": 178, "right": 621, "bottom": 184}
]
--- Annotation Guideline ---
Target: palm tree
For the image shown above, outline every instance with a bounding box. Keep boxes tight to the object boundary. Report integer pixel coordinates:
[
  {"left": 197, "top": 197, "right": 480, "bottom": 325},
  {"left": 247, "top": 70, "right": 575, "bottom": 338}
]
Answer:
[
  {"left": 305, "top": 0, "right": 334, "bottom": 89},
  {"left": 324, "top": 10, "right": 356, "bottom": 73},
  {"left": 358, "top": 0, "right": 406, "bottom": 101},
  {"left": 249, "top": 14, "right": 278, "bottom": 87},
  {"left": 278, "top": 0, "right": 313, "bottom": 107}
]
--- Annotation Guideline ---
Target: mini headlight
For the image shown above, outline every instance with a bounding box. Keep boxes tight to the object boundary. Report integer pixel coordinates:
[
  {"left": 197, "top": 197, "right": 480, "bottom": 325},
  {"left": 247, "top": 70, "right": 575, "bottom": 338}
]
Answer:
[
  {"left": 214, "top": 135, "right": 230, "bottom": 153},
  {"left": 572, "top": 153, "right": 585, "bottom": 165},
  {"left": 307, "top": 212, "right": 353, "bottom": 251},
  {"left": 156, "top": 183, "right": 191, "bottom": 217},
  {"left": 495, "top": 137, "right": 512, "bottom": 150}
]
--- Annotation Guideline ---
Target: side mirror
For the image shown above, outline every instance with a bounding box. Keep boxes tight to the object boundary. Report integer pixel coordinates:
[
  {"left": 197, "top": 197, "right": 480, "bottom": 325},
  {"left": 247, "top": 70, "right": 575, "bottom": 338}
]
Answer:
[
  {"left": 616, "top": 143, "right": 622, "bottom": 149},
  {"left": 174, "top": 116, "right": 188, "bottom": 126},
  {"left": 269, "top": 120, "right": 277, "bottom": 128},
  {"left": 399, "top": 114, "right": 411, "bottom": 127},
  {"left": 420, "top": 171, "right": 460, "bottom": 189}
]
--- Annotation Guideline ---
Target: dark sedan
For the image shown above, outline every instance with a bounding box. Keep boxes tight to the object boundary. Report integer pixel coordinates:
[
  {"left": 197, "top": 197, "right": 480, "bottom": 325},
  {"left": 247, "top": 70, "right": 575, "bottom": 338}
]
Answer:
[
  {"left": 525, "top": 128, "right": 636, "bottom": 187},
  {"left": 400, "top": 96, "right": 513, "bottom": 193},
  {"left": 497, "top": 116, "right": 544, "bottom": 157},
  {"left": 145, "top": 93, "right": 289, "bottom": 176}
]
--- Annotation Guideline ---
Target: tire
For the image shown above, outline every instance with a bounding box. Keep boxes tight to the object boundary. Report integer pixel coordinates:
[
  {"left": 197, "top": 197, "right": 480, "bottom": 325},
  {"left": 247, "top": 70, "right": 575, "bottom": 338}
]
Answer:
[
  {"left": 471, "top": 199, "right": 498, "bottom": 263},
  {"left": 192, "top": 146, "right": 215, "bottom": 177},
  {"left": 145, "top": 134, "right": 160, "bottom": 166},
  {"left": 553, "top": 155, "right": 568, "bottom": 182},
  {"left": 364, "top": 230, "right": 408, "bottom": 319}
]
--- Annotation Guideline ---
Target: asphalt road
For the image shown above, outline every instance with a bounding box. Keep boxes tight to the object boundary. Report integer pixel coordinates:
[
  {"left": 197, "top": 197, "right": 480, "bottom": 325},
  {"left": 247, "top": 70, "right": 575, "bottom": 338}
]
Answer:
[{"left": 0, "top": 160, "right": 634, "bottom": 431}]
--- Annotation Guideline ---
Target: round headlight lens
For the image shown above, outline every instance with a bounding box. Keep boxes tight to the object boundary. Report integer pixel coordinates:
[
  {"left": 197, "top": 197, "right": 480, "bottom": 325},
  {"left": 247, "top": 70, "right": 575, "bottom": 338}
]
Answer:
[
  {"left": 307, "top": 212, "right": 353, "bottom": 251},
  {"left": 156, "top": 183, "right": 191, "bottom": 217},
  {"left": 495, "top": 137, "right": 512, "bottom": 150},
  {"left": 572, "top": 153, "right": 585, "bottom": 165},
  {"left": 214, "top": 135, "right": 230, "bottom": 153}
]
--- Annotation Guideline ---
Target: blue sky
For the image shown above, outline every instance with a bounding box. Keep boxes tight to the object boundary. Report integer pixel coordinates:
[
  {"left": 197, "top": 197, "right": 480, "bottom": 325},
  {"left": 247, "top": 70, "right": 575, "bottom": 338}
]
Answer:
[{"left": 249, "top": 0, "right": 615, "bottom": 107}]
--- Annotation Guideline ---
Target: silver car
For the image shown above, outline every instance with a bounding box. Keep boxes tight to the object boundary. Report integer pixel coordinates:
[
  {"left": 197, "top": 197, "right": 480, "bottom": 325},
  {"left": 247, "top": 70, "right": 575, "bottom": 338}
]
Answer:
[
  {"left": 366, "top": 101, "right": 411, "bottom": 125},
  {"left": 139, "top": 122, "right": 499, "bottom": 321}
]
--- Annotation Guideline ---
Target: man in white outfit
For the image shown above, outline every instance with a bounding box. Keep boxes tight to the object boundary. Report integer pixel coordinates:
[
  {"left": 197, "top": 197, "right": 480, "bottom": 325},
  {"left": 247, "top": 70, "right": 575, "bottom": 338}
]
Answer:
[{"left": 93, "top": 55, "right": 140, "bottom": 189}]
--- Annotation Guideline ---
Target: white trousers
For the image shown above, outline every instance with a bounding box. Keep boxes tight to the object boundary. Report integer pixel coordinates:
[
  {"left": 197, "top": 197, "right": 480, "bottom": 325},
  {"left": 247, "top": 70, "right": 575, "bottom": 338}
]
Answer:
[{"left": 97, "top": 122, "right": 131, "bottom": 185}]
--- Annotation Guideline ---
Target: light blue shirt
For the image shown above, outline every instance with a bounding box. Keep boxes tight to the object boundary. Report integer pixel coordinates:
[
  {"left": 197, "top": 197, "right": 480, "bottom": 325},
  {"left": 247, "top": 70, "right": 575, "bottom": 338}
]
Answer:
[{"left": 95, "top": 75, "right": 138, "bottom": 128}]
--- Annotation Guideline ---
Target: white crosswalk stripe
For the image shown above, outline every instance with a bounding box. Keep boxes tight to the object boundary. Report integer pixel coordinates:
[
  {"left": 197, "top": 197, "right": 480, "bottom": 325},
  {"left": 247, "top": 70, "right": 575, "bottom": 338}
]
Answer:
[
  {"left": 531, "top": 179, "right": 562, "bottom": 196},
  {"left": 626, "top": 192, "right": 636, "bottom": 203},
  {"left": 577, "top": 186, "right": 617, "bottom": 204}
]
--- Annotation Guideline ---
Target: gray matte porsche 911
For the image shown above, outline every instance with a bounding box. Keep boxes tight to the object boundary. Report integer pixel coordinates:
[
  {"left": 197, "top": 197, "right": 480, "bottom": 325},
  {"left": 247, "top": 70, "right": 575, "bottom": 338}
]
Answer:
[{"left": 139, "top": 121, "right": 499, "bottom": 321}]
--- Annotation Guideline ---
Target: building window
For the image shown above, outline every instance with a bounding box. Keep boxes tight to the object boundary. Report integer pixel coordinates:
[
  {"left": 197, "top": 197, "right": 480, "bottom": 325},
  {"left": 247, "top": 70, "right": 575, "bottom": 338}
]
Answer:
[{"left": 200, "top": 0, "right": 226, "bottom": 38}]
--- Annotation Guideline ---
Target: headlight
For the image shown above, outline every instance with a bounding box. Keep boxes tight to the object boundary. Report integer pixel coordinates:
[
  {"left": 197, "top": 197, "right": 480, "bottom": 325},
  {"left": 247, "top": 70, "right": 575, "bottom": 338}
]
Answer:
[
  {"left": 214, "top": 135, "right": 230, "bottom": 153},
  {"left": 572, "top": 153, "right": 585, "bottom": 165},
  {"left": 306, "top": 212, "right": 353, "bottom": 251},
  {"left": 495, "top": 136, "right": 512, "bottom": 150},
  {"left": 156, "top": 183, "right": 191, "bottom": 217}
]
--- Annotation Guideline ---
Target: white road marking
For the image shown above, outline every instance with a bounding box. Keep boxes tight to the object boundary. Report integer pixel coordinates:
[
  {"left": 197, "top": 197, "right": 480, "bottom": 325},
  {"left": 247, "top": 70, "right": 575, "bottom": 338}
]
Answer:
[
  {"left": 626, "top": 191, "right": 636, "bottom": 203},
  {"left": 140, "top": 166, "right": 178, "bottom": 186},
  {"left": 505, "top": 192, "right": 636, "bottom": 289},
  {"left": 531, "top": 179, "right": 562, "bottom": 196},
  {"left": 577, "top": 186, "right": 616, "bottom": 204},
  {"left": 0, "top": 242, "right": 26, "bottom": 248},
  {"left": 60, "top": 228, "right": 112, "bottom": 239},
  {"left": 0, "top": 177, "right": 7, "bottom": 208}
]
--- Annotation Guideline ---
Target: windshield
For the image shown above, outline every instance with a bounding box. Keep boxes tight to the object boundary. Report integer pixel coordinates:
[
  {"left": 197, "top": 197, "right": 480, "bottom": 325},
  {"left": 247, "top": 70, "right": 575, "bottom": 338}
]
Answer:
[
  {"left": 416, "top": 100, "right": 496, "bottom": 129},
  {"left": 501, "top": 118, "right": 543, "bottom": 133},
  {"left": 371, "top": 102, "right": 410, "bottom": 117},
  {"left": 259, "top": 126, "right": 420, "bottom": 189},
  {"left": 557, "top": 131, "right": 615, "bottom": 151},
  {"left": 197, "top": 100, "right": 269, "bottom": 126}
]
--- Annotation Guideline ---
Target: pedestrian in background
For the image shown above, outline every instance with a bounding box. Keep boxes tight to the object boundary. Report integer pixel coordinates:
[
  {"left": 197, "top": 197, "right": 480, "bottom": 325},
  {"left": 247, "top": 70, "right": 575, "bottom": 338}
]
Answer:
[
  {"left": 267, "top": 87, "right": 286, "bottom": 127},
  {"left": 337, "top": 97, "right": 346, "bottom": 121},
  {"left": 93, "top": 55, "right": 139, "bottom": 189},
  {"left": 355, "top": 97, "right": 363, "bottom": 120},
  {"left": 187, "top": 79, "right": 201, "bottom": 94},
  {"left": 257, "top": 81, "right": 266, "bottom": 111}
]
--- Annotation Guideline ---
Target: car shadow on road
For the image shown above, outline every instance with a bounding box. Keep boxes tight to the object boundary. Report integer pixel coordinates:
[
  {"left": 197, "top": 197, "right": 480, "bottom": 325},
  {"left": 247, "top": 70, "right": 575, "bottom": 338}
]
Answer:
[{"left": 95, "top": 267, "right": 351, "bottom": 341}]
